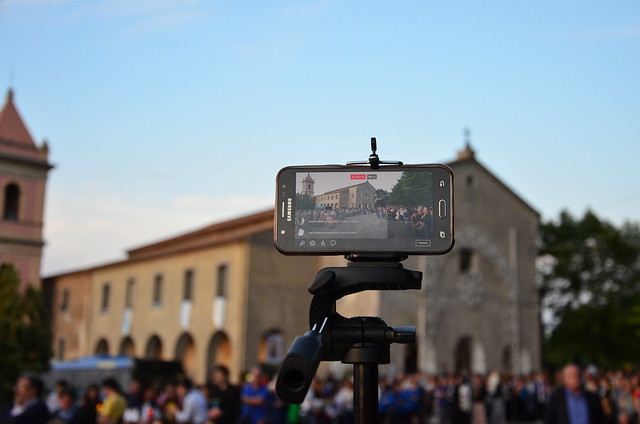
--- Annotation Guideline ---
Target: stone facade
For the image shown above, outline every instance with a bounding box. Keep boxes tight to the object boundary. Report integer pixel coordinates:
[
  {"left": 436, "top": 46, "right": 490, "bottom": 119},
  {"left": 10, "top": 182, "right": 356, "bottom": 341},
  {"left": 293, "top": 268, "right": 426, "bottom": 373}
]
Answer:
[{"left": 374, "top": 145, "right": 541, "bottom": 376}]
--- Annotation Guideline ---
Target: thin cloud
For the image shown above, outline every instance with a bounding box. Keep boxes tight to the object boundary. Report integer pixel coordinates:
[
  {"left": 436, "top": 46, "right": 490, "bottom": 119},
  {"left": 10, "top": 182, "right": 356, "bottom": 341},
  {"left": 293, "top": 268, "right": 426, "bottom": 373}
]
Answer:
[
  {"left": 42, "top": 191, "right": 273, "bottom": 275},
  {"left": 173, "top": 194, "right": 273, "bottom": 210}
]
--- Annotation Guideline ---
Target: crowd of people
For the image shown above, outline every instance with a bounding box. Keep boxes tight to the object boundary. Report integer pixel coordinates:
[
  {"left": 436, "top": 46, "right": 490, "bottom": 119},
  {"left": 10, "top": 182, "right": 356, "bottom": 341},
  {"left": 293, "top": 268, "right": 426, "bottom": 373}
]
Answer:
[
  {"left": 294, "top": 207, "right": 372, "bottom": 229},
  {"left": 376, "top": 205, "right": 434, "bottom": 238},
  {"left": 293, "top": 205, "right": 434, "bottom": 239},
  {"left": 3, "top": 364, "right": 640, "bottom": 424}
]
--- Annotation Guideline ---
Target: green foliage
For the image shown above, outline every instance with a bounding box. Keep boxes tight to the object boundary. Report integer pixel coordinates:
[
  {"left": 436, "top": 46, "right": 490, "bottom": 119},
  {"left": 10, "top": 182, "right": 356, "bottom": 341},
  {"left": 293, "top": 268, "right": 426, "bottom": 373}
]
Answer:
[
  {"left": 539, "top": 210, "right": 640, "bottom": 368},
  {"left": 374, "top": 189, "right": 390, "bottom": 207},
  {"left": 295, "top": 193, "right": 315, "bottom": 210},
  {"left": 387, "top": 171, "right": 433, "bottom": 207},
  {"left": 0, "top": 263, "right": 52, "bottom": 404},
  {"left": 544, "top": 296, "right": 640, "bottom": 369}
]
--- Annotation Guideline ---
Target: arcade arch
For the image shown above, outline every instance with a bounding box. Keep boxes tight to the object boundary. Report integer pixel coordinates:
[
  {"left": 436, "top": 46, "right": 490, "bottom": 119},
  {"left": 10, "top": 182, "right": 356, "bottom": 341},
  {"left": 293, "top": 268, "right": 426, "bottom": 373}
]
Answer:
[
  {"left": 145, "top": 335, "right": 163, "bottom": 360},
  {"left": 94, "top": 338, "right": 109, "bottom": 356},
  {"left": 175, "top": 333, "right": 197, "bottom": 377},
  {"left": 119, "top": 337, "right": 135, "bottom": 357},
  {"left": 206, "top": 331, "right": 232, "bottom": 380}
]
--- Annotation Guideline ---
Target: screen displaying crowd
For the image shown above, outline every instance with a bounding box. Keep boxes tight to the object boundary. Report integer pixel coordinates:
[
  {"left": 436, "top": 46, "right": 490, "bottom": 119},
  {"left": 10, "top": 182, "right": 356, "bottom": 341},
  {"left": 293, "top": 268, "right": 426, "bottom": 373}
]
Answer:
[{"left": 295, "top": 206, "right": 434, "bottom": 241}]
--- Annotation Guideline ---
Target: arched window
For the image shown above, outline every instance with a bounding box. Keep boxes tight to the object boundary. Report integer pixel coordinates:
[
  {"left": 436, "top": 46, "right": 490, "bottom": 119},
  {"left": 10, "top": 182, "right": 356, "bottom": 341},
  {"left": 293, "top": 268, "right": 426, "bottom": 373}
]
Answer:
[
  {"left": 175, "top": 333, "right": 196, "bottom": 377},
  {"left": 207, "top": 331, "right": 232, "bottom": 379},
  {"left": 145, "top": 335, "right": 163, "bottom": 360},
  {"left": 95, "top": 338, "right": 110, "bottom": 356},
  {"left": 3, "top": 183, "right": 20, "bottom": 221},
  {"left": 119, "top": 337, "right": 135, "bottom": 357}
]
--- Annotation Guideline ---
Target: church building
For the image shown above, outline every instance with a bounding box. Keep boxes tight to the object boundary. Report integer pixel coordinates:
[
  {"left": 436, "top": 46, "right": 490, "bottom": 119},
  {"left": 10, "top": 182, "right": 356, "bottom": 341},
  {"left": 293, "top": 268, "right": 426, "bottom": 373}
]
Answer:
[
  {"left": 0, "top": 89, "right": 52, "bottom": 290},
  {"left": 349, "top": 142, "right": 543, "bottom": 376},
  {"left": 315, "top": 181, "right": 376, "bottom": 210}
]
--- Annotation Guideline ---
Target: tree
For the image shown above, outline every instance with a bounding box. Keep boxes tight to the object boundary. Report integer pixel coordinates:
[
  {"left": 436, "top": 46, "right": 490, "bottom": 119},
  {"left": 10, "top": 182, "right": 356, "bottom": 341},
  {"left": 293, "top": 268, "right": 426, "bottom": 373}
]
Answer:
[
  {"left": 0, "top": 263, "right": 52, "bottom": 403},
  {"left": 539, "top": 210, "right": 640, "bottom": 368},
  {"left": 295, "top": 193, "right": 315, "bottom": 210},
  {"left": 387, "top": 171, "right": 433, "bottom": 207},
  {"left": 374, "top": 189, "right": 390, "bottom": 207}
]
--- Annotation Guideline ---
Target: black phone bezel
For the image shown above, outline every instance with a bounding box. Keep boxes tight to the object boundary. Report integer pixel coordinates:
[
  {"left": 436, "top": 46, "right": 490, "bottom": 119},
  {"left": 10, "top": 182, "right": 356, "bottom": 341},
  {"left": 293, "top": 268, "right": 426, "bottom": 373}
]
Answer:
[{"left": 274, "top": 164, "right": 454, "bottom": 256}]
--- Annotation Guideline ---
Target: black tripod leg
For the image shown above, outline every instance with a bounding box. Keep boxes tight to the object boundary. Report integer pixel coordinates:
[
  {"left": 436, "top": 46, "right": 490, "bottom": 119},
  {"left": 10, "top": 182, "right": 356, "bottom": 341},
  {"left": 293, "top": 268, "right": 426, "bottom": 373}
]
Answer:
[{"left": 353, "top": 363, "right": 379, "bottom": 424}]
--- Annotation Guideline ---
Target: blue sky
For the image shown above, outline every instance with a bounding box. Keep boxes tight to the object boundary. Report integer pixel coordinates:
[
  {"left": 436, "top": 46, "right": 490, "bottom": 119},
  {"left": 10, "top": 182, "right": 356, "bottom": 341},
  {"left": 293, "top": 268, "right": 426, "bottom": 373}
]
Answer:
[{"left": 1, "top": 0, "right": 639, "bottom": 275}]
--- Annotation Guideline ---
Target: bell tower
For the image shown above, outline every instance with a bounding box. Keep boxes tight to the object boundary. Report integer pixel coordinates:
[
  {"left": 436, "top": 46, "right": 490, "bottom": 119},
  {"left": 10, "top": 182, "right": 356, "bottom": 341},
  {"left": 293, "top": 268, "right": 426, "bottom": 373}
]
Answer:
[
  {"left": 0, "top": 89, "right": 53, "bottom": 290},
  {"left": 301, "top": 173, "right": 315, "bottom": 198}
]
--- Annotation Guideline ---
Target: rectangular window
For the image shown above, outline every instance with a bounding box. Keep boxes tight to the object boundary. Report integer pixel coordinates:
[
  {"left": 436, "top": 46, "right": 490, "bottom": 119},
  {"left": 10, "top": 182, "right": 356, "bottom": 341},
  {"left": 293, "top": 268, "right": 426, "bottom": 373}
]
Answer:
[
  {"left": 57, "top": 338, "right": 66, "bottom": 360},
  {"left": 101, "top": 283, "right": 110, "bottom": 312},
  {"left": 125, "top": 278, "right": 135, "bottom": 308},
  {"left": 60, "top": 289, "right": 69, "bottom": 313},
  {"left": 216, "top": 264, "right": 228, "bottom": 298},
  {"left": 153, "top": 274, "right": 163, "bottom": 307},
  {"left": 460, "top": 248, "right": 473, "bottom": 274},
  {"left": 183, "top": 269, "right": 194, "bottom": 301}
]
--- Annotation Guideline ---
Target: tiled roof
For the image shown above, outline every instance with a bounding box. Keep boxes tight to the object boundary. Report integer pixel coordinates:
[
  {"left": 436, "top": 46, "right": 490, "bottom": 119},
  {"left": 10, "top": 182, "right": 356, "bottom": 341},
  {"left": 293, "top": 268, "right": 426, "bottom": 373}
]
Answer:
[
  {"left": 0, "top": 89, "right": 49, "bottom": 163},
  {"left": 0, "top": 89, "right": 36, "bottom": 147}
]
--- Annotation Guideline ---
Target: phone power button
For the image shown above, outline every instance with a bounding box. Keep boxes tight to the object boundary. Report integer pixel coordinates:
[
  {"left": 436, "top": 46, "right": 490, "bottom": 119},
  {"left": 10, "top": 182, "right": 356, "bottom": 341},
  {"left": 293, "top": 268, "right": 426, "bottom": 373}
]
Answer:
[{"left": 438, "top": 200, "right": 447, "bottom": 218}]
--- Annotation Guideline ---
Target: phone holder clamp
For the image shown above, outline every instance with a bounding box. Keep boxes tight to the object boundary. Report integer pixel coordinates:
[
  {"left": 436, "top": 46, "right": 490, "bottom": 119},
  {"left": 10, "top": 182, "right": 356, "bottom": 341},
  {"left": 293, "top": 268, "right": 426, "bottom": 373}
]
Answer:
[{"left": 347, "top": 137, "right": 403, "bottom": 170}]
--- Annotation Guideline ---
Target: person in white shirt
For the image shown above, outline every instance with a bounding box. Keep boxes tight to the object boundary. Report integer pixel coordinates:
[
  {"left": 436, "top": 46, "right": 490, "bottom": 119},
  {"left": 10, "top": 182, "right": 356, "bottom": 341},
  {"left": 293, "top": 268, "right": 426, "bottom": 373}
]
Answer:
[{"left": 169, "top": 379, "right": 208, "bottom": 424}]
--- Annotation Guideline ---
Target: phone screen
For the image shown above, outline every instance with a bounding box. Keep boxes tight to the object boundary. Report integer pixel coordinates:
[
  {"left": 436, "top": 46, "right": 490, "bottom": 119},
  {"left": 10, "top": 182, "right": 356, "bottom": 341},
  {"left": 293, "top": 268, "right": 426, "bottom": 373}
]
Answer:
[{"left": 275, "top": 164, "right": 454, "bottom": 255}]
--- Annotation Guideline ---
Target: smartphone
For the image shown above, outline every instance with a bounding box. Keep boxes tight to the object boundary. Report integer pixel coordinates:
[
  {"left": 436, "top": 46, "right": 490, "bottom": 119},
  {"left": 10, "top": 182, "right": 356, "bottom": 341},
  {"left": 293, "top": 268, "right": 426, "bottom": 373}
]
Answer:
[{"left": 274, "top": 164, "right": 454, "bottom": 255}]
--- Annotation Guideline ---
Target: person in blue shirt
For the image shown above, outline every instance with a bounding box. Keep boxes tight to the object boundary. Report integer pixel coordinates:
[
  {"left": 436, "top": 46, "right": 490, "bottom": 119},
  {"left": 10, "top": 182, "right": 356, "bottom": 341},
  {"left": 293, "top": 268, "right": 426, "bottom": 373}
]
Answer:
[
  {"left": 49, "top": 389, "right": 78, "bottom": 424},
  {"left": 398, "top": 377, "right": 423, "bottom": 423},
  {"left": 544, "top": 364, "right": 604, "bottom": 424},
  {"left": 241, "top": 368, "right": 269, "bottom": 424}
]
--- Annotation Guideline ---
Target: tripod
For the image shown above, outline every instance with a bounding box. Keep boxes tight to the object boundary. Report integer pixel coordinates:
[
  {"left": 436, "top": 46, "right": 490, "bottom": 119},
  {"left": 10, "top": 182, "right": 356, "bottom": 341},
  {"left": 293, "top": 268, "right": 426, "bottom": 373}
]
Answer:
[{"left": 275, "top": 256, "right": 422, "bottom": 424}]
